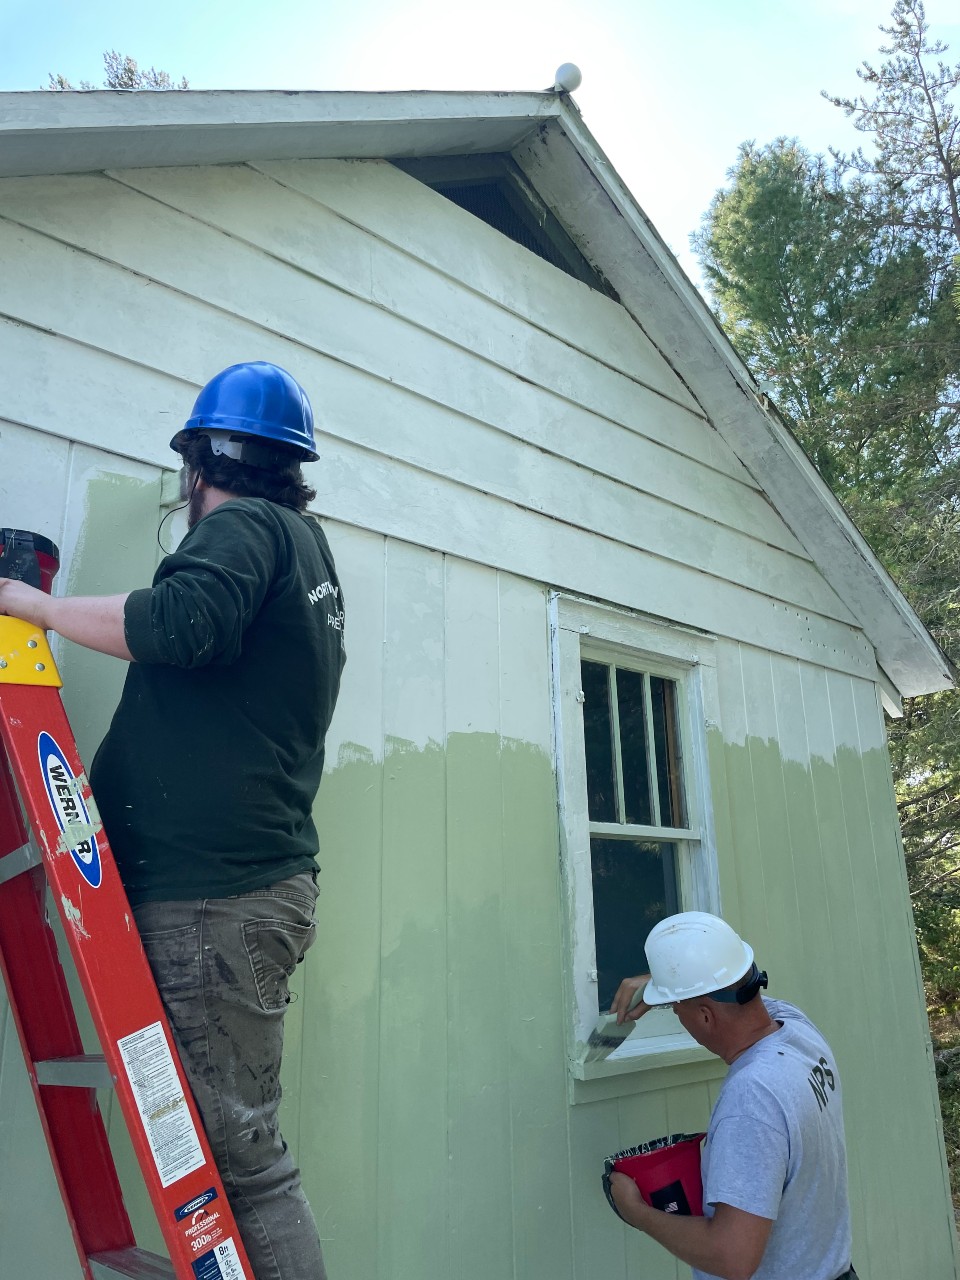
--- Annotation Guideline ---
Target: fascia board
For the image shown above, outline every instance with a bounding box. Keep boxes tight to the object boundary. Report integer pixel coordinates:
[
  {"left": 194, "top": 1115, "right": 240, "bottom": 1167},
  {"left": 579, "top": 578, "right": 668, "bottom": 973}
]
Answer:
[
  {"left": 515, "top": 111, "right": 955, "bottom": 699},
  {"left": 0, "top": 88, "right": 557, "bottom": 178}
]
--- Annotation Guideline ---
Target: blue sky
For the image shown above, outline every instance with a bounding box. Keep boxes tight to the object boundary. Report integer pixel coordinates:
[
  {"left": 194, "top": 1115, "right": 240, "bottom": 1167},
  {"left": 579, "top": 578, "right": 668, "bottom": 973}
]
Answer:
[{"left": 2, "top": 0, "right": 959, "bottom": 284}]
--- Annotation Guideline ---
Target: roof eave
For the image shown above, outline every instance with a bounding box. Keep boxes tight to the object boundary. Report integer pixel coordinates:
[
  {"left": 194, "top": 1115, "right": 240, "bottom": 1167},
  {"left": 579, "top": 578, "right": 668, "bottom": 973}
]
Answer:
[{"left": 0, "top": 89, "right": 558, "bottom": 178}]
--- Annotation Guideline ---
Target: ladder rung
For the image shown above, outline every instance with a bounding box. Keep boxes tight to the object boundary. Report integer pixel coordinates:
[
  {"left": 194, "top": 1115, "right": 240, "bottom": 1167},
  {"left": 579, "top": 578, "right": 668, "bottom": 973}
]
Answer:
[
  {"left": 89, "top": 1249, "right": 175, "bottom": 1279},
  {"left": 33, "top": 1053, "right": 115, "bottom": 1088},
  {"left": 0, "top": 840, "right": 42, "bottom": 885}
]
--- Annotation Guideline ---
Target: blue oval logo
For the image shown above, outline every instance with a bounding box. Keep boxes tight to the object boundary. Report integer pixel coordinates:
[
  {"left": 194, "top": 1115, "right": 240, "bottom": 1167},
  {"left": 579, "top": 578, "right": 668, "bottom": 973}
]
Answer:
[
  {"left": 37, "top": 732, "right": 102, "bottom": 888},
  {"left": 175, "top": 1187, "right": 219, "bottom": 1220}
]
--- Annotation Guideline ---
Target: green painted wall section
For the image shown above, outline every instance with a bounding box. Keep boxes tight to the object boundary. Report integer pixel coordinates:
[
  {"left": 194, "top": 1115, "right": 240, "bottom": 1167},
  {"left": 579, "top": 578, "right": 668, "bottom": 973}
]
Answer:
[
  {"left": 7, "top": 683, "right": 958, "bottom": 1278},
  {"left": 710, "top": 723, "right": 957, "bottom": 1280},
  {"left": 243, "top": 726, "right": 954, "bottom": 1280},
  {"left": 59, "top": 468, "right": 163, "bottom": 763},
  {"left": 294, "top": 731, "right": 575, "bottom": 1280},
  {"left": 1, "top": 477, "right": 956, "bottom": 1278},
  {"left": 282, "top": 729, "right": 951, "bottom": 1280}
]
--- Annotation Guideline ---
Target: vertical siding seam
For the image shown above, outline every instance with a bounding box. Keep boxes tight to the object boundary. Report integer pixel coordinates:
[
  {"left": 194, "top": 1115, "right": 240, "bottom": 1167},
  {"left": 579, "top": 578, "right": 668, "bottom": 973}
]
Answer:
[
  {"left": 795, "top": 668, "right": 866, "bottom": 1246},
  {"left": 849, "top": 686, "right": 900, "bottom": 997},
  {"left": 819, "top": 672, "right": 877, "bottom": 1279},
  {"left": 54, "top": 439, "right": 79, "bottom": 675},
  {"left": 852, "top": 687, "right": 912, "bottom": 1280},
  {"left": 790, "top": 657, "right": 833, "bottom": 944},
  {"left": 441, "top": 553, "right": 455, "bottom": 1280},
  {"left": 736, "top": 644, "right": 769, "bottom": 940},
  {"left": 617, "top": 1096, "right": 629, "bottom": 1280},
  {"left": 374, "top": 535, "right": 387, "bottom": 1275},
  {"left": 496, "top": 572, "right": 520, "bottom": 1280},
  {"left": 549, "top": 591, "right": 582, "bottom": 1277},
  {"left": 766, "top": 654, "right": 806, "bottom": 956},
  {"left": 851, "top": 683, "right": 957, "bottom": 1274},
  {"left": 866, "top": 683, "right": 932, "bottom": 999},
  {"left": 745, "top": 649, "right": 772, "bottom": 946},
  {"left": 823, "top": 676, "right": 872, "bottom": 994}
]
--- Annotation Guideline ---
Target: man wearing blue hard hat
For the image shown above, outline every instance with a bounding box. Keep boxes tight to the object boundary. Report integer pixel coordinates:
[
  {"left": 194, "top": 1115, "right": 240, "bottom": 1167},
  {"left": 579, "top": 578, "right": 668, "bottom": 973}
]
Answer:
[{"left": 0, "top": 361, "right": 344, "bottom": 1279}]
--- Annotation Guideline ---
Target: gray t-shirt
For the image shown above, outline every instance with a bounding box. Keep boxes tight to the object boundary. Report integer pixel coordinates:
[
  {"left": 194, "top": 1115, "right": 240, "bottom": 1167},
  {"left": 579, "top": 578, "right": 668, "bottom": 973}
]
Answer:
[{"left": 693, "top": 999, "right": 851, "bottom": 1280}]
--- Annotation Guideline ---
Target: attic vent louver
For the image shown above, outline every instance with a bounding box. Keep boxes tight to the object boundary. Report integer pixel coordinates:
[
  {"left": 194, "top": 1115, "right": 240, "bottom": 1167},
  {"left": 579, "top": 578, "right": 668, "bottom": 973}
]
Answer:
[{"left": 393, "top": 154, "right": 618, "bottom": 301}]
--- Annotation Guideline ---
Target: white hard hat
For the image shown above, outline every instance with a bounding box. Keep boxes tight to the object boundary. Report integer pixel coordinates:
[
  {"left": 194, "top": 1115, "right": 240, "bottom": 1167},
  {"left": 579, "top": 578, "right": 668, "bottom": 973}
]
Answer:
[{"left": 642, "top": 911, "right": 754, "bottom": 1004}]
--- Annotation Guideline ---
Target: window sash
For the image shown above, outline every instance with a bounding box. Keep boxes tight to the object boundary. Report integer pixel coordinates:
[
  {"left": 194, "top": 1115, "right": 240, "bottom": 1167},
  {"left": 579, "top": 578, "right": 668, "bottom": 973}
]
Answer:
[{"left": 581, "top": 653, "right": 693, "bottom": 838}]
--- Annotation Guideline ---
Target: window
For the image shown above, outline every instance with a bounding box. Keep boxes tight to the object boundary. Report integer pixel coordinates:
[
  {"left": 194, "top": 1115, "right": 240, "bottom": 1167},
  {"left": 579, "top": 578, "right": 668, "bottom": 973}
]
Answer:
[{"left": 550, "top": 595, "right": 721, "bottom": 1078}]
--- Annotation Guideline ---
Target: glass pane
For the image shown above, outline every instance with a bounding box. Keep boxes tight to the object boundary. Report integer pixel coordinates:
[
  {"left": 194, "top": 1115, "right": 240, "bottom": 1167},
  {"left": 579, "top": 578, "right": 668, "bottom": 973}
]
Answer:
[
  {"left": 591, "top": 838, "right": 679, "bottom": 1011},
  {"left": 616, "top": 668, "right": 653, "bottom": 826},
  {"left": 650, "top": 676, "right": 687, "bottom": 828},
  {"left": 581, "top": 660, "right": 617, "bottom": 822}
]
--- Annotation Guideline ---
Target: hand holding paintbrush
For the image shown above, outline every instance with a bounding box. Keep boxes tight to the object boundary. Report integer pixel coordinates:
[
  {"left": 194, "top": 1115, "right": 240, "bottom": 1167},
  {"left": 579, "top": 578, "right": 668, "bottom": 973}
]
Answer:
[
  {"left": 610, "top": 973, "right": 653, "bottom": 1024},
  {"left": 584, "top": 972, "right": 654, "bottom": 1064}
]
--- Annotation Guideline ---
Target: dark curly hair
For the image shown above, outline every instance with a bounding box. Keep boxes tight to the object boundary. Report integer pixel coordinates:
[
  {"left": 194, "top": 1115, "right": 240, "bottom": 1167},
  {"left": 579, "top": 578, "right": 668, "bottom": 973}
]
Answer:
[{"left": 173, "top": 431, "right": 317, "bottom": 513}]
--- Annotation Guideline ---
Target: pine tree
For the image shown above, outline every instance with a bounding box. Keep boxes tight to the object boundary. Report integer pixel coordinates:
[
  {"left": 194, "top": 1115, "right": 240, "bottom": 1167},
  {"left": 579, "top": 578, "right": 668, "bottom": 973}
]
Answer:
[
  {"left": 696, "top": 5, "right": 960, "bottom": 1017},
  {"left": 824, "top": 0, "right": 959, "bottom": 261}
]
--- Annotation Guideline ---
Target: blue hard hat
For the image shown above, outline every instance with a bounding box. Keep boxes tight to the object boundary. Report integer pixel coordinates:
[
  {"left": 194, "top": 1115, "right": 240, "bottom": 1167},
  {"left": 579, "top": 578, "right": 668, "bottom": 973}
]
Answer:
[{"left": 174, "top": 362, "right": 318, "bottom": 461}]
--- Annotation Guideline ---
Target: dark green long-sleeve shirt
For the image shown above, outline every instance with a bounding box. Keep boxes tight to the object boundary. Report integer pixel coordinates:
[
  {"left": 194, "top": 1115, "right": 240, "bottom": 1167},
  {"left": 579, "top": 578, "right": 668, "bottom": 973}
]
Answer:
[{"left": 90, "top": 497, "right": 345, "bottom": 905}]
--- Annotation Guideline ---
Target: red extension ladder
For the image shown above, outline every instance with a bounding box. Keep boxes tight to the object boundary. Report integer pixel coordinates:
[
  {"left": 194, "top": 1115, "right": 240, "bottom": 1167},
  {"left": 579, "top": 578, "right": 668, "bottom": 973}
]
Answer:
[{"left": 0, "top": 533, "right": 255, "bottom": 1280}]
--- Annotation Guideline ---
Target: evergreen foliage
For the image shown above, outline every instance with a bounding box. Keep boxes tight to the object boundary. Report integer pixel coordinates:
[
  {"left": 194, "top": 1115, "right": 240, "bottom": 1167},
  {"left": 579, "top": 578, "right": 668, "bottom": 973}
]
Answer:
[
  {"left": 46, "top": 50, "right": 188, "bottom": 91},
  {"left": 695, "top": 1, "right": 960, "bottom": 1016}
]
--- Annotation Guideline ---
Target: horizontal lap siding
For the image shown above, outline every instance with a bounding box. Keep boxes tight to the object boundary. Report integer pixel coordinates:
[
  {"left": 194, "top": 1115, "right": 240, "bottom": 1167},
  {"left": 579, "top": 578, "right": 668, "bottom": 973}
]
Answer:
[{"left": 0, "top": 163, "right": 870, "bottom": 682}]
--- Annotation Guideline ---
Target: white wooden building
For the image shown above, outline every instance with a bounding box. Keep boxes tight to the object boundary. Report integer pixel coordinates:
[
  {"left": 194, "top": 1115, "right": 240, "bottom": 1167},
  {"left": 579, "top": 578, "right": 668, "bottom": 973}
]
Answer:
[{"left": 0, "top": 88, "right": 957, "bottom": 1279}]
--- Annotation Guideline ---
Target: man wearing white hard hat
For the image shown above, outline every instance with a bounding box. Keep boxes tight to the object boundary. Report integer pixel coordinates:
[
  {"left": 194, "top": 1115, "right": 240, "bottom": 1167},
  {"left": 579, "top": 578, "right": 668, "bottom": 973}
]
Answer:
[{"left": 608, "top": 911, "right": 857, "bottom": 1280}]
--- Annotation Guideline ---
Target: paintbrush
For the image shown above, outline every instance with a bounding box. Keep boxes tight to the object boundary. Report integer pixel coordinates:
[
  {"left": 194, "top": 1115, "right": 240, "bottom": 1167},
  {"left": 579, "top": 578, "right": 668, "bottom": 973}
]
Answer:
[{"left": 584, "top": 986, "right": 646, "bottom": 1065}]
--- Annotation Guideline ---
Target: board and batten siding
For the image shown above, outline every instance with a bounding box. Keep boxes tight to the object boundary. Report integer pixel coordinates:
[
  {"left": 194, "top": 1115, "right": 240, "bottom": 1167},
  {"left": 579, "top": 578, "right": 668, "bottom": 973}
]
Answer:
[{"left": 0, "top": 156, "right": 955, "bottom": 1279}]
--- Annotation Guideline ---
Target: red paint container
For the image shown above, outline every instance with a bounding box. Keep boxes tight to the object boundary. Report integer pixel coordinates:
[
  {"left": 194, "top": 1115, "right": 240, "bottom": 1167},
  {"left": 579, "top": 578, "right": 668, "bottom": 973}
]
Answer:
[
  {"left": 604, "top": 1131, "right": 706, "bottom": 1218},
  {"left": 0, "top": 530, "right": 60, "bottom": 595}
]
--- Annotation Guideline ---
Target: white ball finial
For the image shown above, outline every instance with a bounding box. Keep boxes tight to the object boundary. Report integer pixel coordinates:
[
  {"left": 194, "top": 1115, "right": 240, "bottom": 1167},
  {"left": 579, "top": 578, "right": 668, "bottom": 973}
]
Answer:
[{"left": 553, "top": 63, "right": 582, "bottom": 93}]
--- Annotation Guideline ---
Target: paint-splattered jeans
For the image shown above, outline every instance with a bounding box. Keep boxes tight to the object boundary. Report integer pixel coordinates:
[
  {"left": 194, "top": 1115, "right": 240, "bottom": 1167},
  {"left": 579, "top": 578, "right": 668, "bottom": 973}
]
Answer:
[{"left": 134, "top": 872, "right": 327, "bottom": 1280}]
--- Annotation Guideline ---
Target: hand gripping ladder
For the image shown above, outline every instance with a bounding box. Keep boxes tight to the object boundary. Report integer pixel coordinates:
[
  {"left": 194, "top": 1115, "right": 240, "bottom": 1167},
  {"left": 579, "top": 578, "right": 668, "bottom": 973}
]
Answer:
[{"left": 0, "top": 530, "right": 255, "bottom": 1280}]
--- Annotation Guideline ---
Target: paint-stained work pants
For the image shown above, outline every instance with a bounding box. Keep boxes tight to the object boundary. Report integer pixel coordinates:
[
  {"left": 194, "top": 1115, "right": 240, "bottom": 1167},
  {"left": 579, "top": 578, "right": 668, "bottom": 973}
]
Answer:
[{"left": 134, "top": 872, "right": 327, "bottom": 1280}]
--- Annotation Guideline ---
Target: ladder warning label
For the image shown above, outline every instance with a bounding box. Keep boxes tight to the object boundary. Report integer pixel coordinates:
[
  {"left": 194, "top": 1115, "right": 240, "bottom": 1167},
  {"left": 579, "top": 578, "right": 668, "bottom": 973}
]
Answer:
[
  {"left": 117, "top": 1021, "right": 205, "bottom": 1188},
  {"left": 192, "top": 1236, "right": 245, "bottom": 1279}
]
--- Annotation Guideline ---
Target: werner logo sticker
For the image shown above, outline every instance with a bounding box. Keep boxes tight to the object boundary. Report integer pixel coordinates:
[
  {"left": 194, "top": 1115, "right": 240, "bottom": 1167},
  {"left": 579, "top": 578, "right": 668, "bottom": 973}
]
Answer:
[
  {"left": 175, "top": 1188, "right": 219, "bottom": 1221},
  {"left": 37, "top": 732, "right": 102, "bottom": 888}
]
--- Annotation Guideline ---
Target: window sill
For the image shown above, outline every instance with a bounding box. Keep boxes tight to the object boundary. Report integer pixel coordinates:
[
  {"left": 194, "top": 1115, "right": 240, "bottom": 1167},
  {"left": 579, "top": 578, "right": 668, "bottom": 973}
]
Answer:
[{"left": 569, "top": 1035, "right": 725, "bottom": 1104}]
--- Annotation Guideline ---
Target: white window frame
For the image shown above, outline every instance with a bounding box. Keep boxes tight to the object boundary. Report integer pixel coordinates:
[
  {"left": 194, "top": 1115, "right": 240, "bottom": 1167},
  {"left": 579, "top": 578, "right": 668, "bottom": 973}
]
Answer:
[{"left": 550, "top": 593, "right": 722, "bottom": 1080}]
